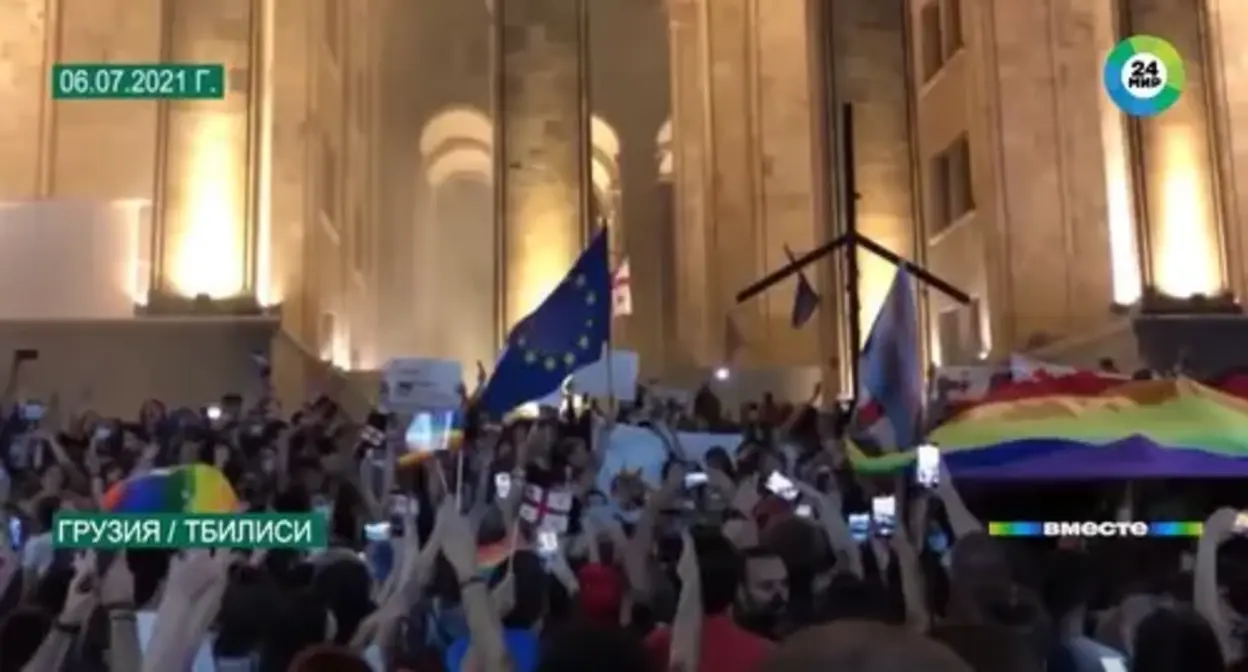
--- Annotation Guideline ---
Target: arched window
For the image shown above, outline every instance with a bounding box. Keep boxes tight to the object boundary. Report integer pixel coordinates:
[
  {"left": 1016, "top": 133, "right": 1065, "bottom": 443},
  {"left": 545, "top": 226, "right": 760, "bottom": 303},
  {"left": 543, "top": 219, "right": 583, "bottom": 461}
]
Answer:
[{"left": 419, "top": 107, "right": 493, "bottom": 186}]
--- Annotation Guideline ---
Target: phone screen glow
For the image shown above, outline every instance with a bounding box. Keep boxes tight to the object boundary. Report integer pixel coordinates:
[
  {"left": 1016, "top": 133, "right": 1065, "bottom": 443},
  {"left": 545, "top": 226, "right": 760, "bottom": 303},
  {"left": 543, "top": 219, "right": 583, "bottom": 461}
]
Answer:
[
  {"left": 871, "top": 496, "right": 896, "bottom": 536},
  {"left": 537, "top": 529, "right": 559, "bottom": 555},
  {"left": 916, "top": 444, "right": 940, "bottom": 487},
  {"left": 848, "top": 513, "right": 869, "bottom": 542},
  {"left": 494, "top": 473, "right": 512, "bottom": 499}
]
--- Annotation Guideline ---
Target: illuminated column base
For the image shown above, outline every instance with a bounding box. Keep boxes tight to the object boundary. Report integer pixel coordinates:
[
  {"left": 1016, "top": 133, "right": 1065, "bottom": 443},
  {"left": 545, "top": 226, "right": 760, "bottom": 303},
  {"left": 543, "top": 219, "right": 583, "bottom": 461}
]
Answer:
[
  {"left": 497, "top": 0, "right": 590, "bottom": 329},
  {"left": 153, "top": 0, "right": 256, "bottom": 304}
]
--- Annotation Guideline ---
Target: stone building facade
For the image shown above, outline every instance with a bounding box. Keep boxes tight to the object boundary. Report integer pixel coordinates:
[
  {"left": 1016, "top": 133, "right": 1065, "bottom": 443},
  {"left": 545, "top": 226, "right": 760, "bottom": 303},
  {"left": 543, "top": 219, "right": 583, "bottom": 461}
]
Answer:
[{"left": 1, "top": 0, "right": 1247, "bottom": 409}]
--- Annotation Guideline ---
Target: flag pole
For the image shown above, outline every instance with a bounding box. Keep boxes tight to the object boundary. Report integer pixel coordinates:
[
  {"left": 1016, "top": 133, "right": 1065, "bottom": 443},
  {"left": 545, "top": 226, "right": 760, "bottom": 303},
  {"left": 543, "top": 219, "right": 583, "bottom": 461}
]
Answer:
[{"left": 577, "top": 0, "right": 613, "bottom": 416}]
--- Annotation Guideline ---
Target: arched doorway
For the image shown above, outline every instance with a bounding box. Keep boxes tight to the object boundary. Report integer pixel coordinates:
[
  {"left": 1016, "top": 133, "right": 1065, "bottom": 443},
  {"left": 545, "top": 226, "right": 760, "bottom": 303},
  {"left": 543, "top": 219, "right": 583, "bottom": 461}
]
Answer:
[
  {"left": 418, "top": 107, "right": 496, "bottom": 371},
  {"left": 415, "top": 108, "right": 624, "bottom": 370},
  {"left": 590, "top": 115, "right": 623, "bottom": 260}
]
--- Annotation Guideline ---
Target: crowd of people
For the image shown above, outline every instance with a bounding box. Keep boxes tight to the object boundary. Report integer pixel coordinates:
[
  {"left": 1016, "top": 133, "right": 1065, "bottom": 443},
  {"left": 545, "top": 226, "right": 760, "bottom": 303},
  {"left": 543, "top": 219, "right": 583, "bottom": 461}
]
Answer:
[{"left": 0, "top": 353, "right": 1245, "bottom": 672}]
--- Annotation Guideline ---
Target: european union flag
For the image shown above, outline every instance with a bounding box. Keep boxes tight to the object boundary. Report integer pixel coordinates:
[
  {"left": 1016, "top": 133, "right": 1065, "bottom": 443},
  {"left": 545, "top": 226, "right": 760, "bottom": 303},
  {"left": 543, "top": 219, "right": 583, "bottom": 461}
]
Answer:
[{"left": 476, "top": 229, "right": 611, "bottom": 417}]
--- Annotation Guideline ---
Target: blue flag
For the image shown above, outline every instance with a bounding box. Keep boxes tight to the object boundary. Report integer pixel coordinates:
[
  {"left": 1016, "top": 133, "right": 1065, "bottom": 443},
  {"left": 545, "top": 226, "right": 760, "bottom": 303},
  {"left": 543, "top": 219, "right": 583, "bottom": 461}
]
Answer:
[
  {"left": 476, "top": 230, "right": 612, "bottom": 417},
  {"left": 785, "top": 245, "right": 820, "bottom": 328},
  {"left": 849, "top": 266, "right": 922, "bottom": 452}
]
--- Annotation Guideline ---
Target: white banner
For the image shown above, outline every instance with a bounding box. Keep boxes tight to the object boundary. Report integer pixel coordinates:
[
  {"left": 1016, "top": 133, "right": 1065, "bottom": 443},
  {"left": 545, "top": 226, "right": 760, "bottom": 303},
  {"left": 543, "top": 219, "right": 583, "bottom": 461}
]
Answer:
[
  {"left": 595, "top": 424, "right": 742, "bottom": 493},
  {"left": 380, "top": 358, "right": 463, "bottom": 413}
]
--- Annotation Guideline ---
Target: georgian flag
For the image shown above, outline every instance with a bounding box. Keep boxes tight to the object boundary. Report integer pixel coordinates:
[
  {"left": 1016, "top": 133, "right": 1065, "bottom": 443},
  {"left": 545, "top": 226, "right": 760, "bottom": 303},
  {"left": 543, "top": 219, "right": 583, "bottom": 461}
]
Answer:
[
  {"left": 612, "top": 258, "right": 632, "bottom": 317},
  {"left": 519, "top": 484, "right": 574, "bottom": 533},
  {"left": 848, "top": 268, "right": 922, "bottom": 453}
]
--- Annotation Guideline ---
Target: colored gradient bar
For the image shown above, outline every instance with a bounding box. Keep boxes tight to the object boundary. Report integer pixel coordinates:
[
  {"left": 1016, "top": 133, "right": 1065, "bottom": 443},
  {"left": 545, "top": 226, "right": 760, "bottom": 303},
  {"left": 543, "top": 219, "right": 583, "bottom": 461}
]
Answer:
[
  {"left": 988, "top": 521, "right": 1044, "bottom": 537},
  {"left": 1148, "top": 521, "right": 1204, "bottom": 537}
]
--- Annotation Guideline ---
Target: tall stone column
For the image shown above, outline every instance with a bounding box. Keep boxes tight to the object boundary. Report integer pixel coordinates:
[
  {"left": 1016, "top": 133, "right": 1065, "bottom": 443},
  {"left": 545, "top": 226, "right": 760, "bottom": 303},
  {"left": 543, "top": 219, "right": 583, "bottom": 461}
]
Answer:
[
  {"left": 51, "top": 0, "right": 162, "bottom": 201},
  {"left": 667, "top": 0, "right": 826, "bottom": 368},
  {"left": 666, "top": 0, "right": 713, "bottom": 363},
  {"left": 1125, "top": 0, "right": 1224, "bottom": 298},
  {"left": 152, "top": 0, "right": 258, "bottom": 304},
  {"left": 701, "top": 0, "right": 763, "bottom": 363},
  {"left": 496, "top": 0, "right": 591, "bottom": 329},
  {"left": 1203, "top": 0, "right": 1248, "bottom": 300},
  {"left": 749, "top": 0, "right": 824, "bottom": 366},
  {"left": 0, "top": 0, "right": 53, "bottom": 199}
]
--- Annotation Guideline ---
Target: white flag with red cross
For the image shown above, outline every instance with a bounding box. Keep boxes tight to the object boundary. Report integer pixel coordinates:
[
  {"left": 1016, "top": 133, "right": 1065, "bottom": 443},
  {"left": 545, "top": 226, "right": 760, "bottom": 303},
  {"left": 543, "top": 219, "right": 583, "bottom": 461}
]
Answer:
[
  {"left": 519, "top": 484, "right": 574, "bottom": 533},
  {"left": 612, "top": 258, "right": 632, "bottom": 317}
]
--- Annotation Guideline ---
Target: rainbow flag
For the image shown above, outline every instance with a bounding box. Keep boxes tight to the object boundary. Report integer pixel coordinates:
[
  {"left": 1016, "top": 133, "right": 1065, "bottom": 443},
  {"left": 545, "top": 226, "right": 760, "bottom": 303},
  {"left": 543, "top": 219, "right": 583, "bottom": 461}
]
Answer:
[
  {"left": 103, "top": 464, "right": 239, "bottom": 513},
  {"left": 398, "top": 408, "right": 464, "bottom": 468},
  {"left": 851, "top": 378, "right": 1248, "bottom": 480}
]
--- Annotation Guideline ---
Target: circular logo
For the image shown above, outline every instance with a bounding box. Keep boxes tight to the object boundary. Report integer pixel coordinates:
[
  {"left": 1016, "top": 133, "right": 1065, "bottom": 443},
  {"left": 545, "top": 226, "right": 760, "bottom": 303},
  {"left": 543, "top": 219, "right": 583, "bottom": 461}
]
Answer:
[{"left": 1103, "top": 35, "right": 1184, "bottom": 117}]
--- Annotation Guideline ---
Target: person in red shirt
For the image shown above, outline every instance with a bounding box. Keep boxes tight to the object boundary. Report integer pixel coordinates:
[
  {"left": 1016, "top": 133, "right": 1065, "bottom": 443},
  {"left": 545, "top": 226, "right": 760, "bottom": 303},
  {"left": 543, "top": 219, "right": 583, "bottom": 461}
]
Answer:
[{"left": 645, "top": 529, "right": 773, "bottom": 672}]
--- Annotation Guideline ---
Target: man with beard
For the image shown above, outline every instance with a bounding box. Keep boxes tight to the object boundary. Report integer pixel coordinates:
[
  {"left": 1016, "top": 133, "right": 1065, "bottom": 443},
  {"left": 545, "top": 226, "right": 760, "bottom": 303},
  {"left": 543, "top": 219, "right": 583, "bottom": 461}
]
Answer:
[{"left": 736, "top": 547, "right": 790, "bottom": 640}]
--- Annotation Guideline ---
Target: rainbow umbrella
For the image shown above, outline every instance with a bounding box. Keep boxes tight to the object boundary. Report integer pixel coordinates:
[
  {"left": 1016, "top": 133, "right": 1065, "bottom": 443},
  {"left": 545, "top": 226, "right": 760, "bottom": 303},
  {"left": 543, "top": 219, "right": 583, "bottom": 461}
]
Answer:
[{"left": 103, "top": 464, "right": 239, "bottom": 513}]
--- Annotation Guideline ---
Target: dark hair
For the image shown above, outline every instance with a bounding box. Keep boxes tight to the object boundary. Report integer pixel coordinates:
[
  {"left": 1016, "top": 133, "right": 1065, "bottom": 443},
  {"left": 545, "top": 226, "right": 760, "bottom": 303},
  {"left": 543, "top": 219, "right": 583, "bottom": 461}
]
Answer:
[
  {"left": 215, "top": 568, "right": 282, "bottom": 657},
  {"left": 536, "top": 622, "right": 651, "bottom": 672},
  {"left": 690, "top": 527, "right": 742, "bottom": 615},
  {"left": 258, "top": 589, "right": 329, "bottom": 672},
  {"left": 288, "top": 645, "right": 371, "bottom": 672},
  {"left": 127, "top": 549, "right": 172, "bottom": 606},
  {"left": 930, "top": 624, "right": 1045, "bottom": 672},
  {"left": 34, "top": 496, "right": 60, "bottom": 531},
  {"left": 312, "top": 559, "right": 375, "bottom": 645},
  {"left": 1041, "top": 550, "right": 1096, "bottom": 619},
  {"left": 0, "top": 606, "right": 51, "bottom": 672},
  {"left": 704, "top": 447, "right": 736, "bottom": 480},
  {"left": 1131, "top": 606, "right": 1224, "bottom": 672},
  {"left": 816, "top": 575, "right": 903, "bottom": 624},
  {"left": 32, "top": 565, "right": 73, "bottom": 616}
]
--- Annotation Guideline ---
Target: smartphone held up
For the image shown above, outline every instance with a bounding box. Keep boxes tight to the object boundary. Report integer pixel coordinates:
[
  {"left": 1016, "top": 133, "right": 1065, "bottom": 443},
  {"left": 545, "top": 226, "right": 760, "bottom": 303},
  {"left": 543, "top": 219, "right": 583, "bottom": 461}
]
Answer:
[
  {"left": 764, "top": 471, "right": 799, "bottom": 501},
  {"left": 915, "top": 443, "right": 941, "bottom": 487}
]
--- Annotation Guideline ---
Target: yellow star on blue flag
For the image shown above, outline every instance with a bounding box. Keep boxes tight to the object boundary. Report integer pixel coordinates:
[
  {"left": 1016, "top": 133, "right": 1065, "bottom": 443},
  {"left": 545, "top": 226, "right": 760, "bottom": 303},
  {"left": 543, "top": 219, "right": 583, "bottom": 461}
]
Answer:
[{"left": 476, "top": 229, "right": 612, "bottom": 417}]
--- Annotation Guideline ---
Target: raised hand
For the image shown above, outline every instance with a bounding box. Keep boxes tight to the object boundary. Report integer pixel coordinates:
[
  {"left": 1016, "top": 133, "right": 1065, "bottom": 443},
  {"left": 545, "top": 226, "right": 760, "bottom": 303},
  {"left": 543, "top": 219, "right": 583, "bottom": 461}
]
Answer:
[
  {"left": 61, "top": 552, "right": 100, "bottom": 627},
  {"left": 435, "top": 499, "right": 477, "bottom": 580},
  {"left": 100, "top": 551, "right": 135, "bottom": 608},
  {"left": 676, "top": 530, "right": 699, "bottom": 585},
  {"left": 164, "top": 550, "right": 228, "bottom": 602}
]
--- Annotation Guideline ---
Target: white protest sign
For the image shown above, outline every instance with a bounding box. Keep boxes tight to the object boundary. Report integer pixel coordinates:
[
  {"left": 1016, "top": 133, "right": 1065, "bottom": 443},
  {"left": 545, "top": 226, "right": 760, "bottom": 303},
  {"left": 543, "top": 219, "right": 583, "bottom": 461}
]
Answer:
[
  {"left": 647, "top": 385, "right": 691, "bottom": 408},
  {"left": 594, "top": 424, "right": 742, "bottom": 493},
  {"left": 380, "top": 358, "right": 462, "bottom": 413},
  {"left": 571, "top": 349, "right": 640, "bottom": 401}
]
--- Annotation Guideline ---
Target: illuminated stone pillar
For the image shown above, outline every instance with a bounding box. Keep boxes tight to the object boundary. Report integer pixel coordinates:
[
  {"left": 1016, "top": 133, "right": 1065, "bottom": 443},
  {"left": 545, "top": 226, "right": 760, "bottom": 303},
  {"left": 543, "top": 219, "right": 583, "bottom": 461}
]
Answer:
[
  {"left": 0, "top": 0, "right": 51, "bottom": 199},
  {"left": 751, "top": 0, "right": 823, "bottom": 365},
  {"left": 1092, "top": 0, "right": 1144, "bottom": 306},
  {"left": 1126, "top": 0, "right": 1224, "bottom": 298},
  {"left": 51, "top": 0, "right": 162, "bottom": 201},
  {"left": 153, "top": 0, "right": 257, "bottom": 302},
  {"left": 1204, "top": 0, "right": 1248, "bottom": 300},
  {"left": 496, "top": 0, "right": 591, "bottom": 329},
  {"left": 666, "top": 0, "right": 714, "bottom": 362},
  {"left": 701, "top": 0, "right": 763, "bottom": 363},
  {"left": 666, "top": 0, "right": 828, "bottom": 368}
]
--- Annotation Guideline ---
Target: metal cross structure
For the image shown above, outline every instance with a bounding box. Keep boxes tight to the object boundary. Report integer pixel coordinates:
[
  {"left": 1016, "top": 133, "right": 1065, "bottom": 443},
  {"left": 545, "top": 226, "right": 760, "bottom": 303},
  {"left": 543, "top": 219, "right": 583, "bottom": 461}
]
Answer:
[{"left": 735, "top": 104, "right": 972, "bottom": 390}]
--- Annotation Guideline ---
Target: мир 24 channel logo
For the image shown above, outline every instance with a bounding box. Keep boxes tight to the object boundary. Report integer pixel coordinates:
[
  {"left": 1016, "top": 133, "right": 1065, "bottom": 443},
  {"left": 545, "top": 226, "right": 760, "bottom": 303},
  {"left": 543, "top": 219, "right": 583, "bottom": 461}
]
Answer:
[{"left": 1103, "top": 35, "right": 1184, "bottom": 117}]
